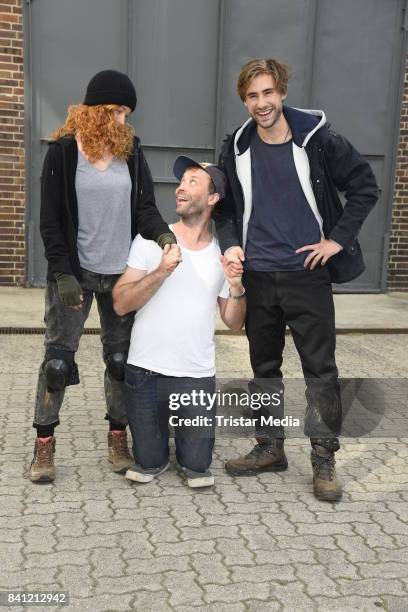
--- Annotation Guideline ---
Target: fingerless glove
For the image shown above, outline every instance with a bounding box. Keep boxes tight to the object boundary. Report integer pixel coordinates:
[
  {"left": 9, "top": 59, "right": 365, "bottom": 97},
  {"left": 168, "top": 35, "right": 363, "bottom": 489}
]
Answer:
[
  {"left": 157, "top": 232, "right": 177, "bottom": 248},
  {"left": 54, "top": 273, "right": 83, "bottom": 307}
]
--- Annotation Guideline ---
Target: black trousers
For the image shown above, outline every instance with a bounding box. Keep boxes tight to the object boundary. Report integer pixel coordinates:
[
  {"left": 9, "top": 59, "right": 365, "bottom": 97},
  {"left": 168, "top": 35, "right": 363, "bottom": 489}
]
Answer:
[{"left": 243, "top": 267, "right": 341, "bottom": 452}]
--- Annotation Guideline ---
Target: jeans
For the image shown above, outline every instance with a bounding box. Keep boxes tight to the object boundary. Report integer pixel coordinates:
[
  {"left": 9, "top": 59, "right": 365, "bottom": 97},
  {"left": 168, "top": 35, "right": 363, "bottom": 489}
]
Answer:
[
  {"left": 125, "top": 364, "right": 216, "bottom": 472},
  {"left": 243, "top": 267, "right": 341, "bottom": 452},
  {"left": 33, "top": 269, "right": 134, "bottom": 427}
]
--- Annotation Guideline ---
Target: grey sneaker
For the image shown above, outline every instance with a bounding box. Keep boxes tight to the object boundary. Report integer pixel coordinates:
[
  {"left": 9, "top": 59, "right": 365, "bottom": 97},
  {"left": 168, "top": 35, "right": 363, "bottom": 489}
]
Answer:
[
  {"left": 125, "top": 462, "right": 170, "bottom": 484},
  {"left": 177, "top": 464, "right": 214, "bottom": 488}
]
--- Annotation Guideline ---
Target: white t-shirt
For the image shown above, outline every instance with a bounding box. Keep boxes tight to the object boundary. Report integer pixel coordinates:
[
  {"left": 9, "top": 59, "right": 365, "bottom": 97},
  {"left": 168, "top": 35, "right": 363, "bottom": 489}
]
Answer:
[{"left": 126, "top": 232, "right": 229, "bottom": 377}]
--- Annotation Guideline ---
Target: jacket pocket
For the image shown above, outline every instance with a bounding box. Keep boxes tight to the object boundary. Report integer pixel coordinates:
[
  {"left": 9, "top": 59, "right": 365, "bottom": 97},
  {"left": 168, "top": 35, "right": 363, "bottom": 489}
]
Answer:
[{"left": 327, "top": 239, "right": 365, "bottom": 284}]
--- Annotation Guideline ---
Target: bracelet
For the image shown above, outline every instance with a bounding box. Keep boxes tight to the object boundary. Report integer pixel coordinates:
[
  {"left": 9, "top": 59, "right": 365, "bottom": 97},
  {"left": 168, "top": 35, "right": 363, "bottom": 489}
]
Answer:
[{"left": 229, "top": 287, "right": 246, "bottom": 299}]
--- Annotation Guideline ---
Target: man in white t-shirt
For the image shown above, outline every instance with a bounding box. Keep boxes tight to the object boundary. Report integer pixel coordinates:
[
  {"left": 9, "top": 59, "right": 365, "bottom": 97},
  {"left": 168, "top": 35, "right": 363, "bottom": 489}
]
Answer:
[{"left": 113, "top": 156, "right": 246, "bottom": 487}]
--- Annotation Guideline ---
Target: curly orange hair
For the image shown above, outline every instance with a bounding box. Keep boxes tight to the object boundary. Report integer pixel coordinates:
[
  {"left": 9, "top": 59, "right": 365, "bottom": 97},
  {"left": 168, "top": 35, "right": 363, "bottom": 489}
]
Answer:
[{"left": 51, "top": 104, "right": 135, "bottom": 162}]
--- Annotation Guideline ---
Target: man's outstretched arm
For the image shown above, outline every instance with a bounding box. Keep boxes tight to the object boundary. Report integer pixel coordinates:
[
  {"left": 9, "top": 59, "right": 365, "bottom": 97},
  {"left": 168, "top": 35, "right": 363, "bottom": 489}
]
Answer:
[{"left": 113, "top": 244, "right": 182, "bottom": 316}]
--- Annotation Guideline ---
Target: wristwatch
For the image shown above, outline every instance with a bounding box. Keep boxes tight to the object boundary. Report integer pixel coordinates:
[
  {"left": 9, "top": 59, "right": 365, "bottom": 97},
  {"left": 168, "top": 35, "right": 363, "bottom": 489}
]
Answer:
[{"left": 229, "top": 287, "right": 246, "bottom": 299}]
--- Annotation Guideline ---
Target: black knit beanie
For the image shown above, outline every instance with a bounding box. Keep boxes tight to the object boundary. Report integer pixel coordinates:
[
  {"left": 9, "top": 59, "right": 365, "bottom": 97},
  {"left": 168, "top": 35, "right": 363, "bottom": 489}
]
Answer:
[{"left": 83, "top": 70, "right": 137, "bottom": 111}]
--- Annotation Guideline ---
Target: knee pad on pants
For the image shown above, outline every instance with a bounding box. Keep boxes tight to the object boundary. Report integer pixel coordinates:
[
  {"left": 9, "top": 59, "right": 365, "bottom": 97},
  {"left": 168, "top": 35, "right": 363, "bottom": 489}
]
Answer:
[
  {"left": 44, "top": 358, "right": 73, "bottom": 393},
  {"left": 106, "top": 352, "right": 127, "bottom": 382}
]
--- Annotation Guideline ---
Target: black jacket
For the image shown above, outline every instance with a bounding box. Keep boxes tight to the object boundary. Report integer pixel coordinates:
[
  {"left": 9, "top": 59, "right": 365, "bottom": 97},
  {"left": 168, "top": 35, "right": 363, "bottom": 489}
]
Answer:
[
  {"left": 215, "top": 106, "right": 379, "bottom": 283},
  {"left": 40, "top": 135, "right": 173, "bottom": 281}
]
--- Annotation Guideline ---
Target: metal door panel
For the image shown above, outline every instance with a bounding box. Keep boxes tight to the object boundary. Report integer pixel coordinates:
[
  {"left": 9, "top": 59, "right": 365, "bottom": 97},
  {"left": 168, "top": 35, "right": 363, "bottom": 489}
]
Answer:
[
  {"left": 27, "top": 0, "right": 129, "bottom": 285},
  {"left": 311, "top": 0, "right": 402, "bottom": 153},
  {"left": 130, "top": 0, "right": 221, "bottom": 224},
  {"left": 25, "top": 0, "right": 406, "bottom": 291},
  {"left": 218, "top": 0, "right": 315, "bottom": 140}
]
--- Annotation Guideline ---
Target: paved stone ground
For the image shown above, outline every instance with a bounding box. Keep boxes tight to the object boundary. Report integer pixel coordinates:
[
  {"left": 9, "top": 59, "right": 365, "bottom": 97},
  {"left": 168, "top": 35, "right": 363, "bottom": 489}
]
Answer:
[{"left": 0, "top": 333, "right": 408, "bottom": 611}]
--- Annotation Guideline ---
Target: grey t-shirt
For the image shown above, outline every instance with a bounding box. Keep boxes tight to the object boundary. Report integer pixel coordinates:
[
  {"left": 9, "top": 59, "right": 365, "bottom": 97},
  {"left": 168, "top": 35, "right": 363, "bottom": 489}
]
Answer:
[{"left": 75, "top": 149, "right": 132, "bottom": 274}]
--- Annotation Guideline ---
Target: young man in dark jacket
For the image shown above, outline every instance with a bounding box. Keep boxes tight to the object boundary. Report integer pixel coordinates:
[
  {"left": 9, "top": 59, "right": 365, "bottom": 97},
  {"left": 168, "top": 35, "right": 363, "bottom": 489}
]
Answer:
[
  {"left": 29, "top": 70, "right": 176, "bottom": 483},
  {"left": 215, "top": 58, "right": 378, "bottom": 501}
]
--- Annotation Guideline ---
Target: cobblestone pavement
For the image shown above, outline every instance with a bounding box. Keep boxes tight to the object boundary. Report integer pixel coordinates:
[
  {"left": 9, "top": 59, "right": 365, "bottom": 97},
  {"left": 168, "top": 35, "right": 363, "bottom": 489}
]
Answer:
[{"left": 0, "top": 333, "right": 407, "bottom": 612}]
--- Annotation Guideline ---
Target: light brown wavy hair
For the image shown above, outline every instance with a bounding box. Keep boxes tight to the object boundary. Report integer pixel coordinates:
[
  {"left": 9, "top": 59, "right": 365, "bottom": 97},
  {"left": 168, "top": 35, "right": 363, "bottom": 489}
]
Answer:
[
  {"left": 51, "top": 104, "right": 135, "bottom": 162},
  {"left": 237, "top": 58, "right": 290, "bottom": 101}
]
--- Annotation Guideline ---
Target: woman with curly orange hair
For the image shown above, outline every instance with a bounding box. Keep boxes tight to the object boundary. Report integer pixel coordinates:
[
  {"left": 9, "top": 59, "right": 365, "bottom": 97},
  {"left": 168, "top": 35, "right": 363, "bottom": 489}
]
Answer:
[{"left": 29, "top": 70, "right": 177, "bottom": 483}]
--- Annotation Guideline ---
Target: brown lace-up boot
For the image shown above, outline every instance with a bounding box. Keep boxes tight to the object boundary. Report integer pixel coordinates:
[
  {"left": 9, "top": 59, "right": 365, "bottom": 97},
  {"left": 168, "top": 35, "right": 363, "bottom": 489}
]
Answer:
[
  {"left": 311, "top": 444, "right": 342, "bottom": 501},
  {"left": 29, "top": 436, "right": 56, "bottom": 483},
  {"left": 225, "top": 438, "right": 288, "bottom": 476},
  {"left": 108, "top": 430, "right": 133, "bottom": 473}
]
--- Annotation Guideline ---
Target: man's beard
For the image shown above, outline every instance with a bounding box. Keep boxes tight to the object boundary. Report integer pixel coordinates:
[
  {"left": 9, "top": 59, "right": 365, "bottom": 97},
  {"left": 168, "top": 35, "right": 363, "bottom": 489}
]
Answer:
[
  {"left": 176, "top": 201, "right": 206, "bottom": 222},
  {"left": 253, "top": 105, "right": 282, "bottom": 129}
]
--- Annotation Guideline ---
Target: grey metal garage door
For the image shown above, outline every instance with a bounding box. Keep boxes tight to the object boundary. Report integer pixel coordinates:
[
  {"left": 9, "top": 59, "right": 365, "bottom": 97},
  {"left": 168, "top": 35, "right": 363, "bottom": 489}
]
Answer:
[{"left": 24, "top": 0, "right": 407, "bottom": 291}]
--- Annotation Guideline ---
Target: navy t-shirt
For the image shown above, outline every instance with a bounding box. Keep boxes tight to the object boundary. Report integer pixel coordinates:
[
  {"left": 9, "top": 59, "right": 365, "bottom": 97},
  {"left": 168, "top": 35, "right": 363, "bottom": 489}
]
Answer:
[{"left": 245, "top": 130, "right": 321, "bottom": 271}]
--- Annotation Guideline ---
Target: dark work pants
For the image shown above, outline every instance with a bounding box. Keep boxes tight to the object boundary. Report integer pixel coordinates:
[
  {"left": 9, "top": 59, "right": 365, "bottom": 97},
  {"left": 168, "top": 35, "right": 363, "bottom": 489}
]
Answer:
[
  {"left": 243, "top": 267, "right": 341, "bottom": 452},
  {"left": 33, "top": 269, "right": 134, "bottom": 428},
  {"left": 125, "top": 364, "right": 216, "bottom": 472}
]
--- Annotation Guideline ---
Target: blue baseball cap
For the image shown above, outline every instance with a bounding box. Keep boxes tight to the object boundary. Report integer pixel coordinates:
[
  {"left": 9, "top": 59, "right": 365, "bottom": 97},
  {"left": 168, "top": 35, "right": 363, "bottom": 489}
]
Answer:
[{"left": 173, "top": 156, "right": 227, "bottom": 200}]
